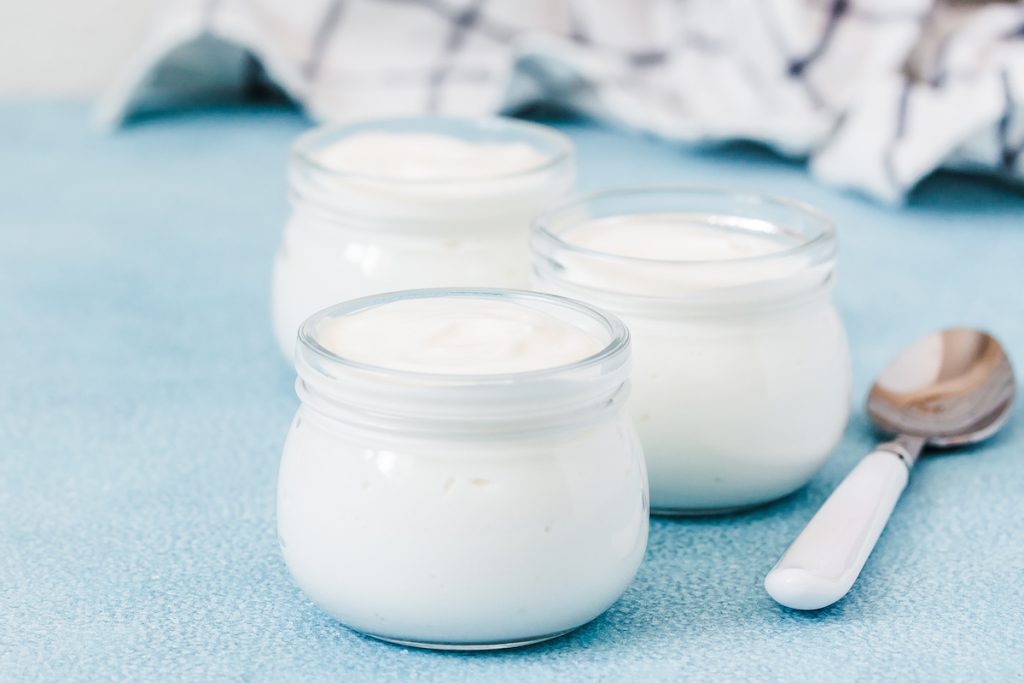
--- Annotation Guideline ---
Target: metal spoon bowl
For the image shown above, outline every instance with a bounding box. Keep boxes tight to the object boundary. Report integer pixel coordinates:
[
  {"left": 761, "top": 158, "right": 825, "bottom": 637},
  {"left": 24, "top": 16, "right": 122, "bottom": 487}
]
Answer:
[
  {"left": 765, "top": 328, "right": 1015, "bottom": 611},
  {"left": 869, "top": 328, "right": 1015, "bottom": 448}
]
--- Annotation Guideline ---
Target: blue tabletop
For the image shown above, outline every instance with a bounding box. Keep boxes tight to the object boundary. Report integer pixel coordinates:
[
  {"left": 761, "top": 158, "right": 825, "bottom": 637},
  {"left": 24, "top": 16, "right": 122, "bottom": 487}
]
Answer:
[{"left": 2, "top": 103, "right": 1022, "bottom": 682}]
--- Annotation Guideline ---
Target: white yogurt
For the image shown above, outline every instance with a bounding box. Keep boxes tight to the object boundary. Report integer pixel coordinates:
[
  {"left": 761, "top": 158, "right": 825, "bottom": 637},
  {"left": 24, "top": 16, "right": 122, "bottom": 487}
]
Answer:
[
  {"left": 316, "top": 132, "right": 550, "bottom": 183},
  {"left": 318, "top": 297, "right": 603, "bottom": 374},
  {"left": 271, "top": 119, "right": 575, "bottom": 362},
  {"left": 277, "top": 290, "right": 647, "bottom": 649},
  {"left": 532, "top": 194, "right": 852, "bottom": 514}
]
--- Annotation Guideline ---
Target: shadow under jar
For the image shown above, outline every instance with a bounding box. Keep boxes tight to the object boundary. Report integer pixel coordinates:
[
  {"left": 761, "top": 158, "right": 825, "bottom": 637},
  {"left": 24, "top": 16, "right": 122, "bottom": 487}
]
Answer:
[
  {"left": 531, "top": 188, "right": 852, "bottom": 515},
  {"left": 277, "top": 289, "right": 648, "bottom": 650},
  {"left": 271, "top": 117, "right": 575, "bottom": 361}
]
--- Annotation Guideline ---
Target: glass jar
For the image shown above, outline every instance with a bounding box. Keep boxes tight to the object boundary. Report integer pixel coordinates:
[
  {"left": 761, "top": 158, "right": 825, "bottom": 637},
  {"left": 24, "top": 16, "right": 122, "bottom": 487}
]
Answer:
[
  {"left": 271, "top": 117, "right": 575, "bottom": 360},
  {"left": 531, "top": 188, "right": 852, "bottom": 515},
  {"left": 277, "top": 289, "right": 648, "bottom": 650}
]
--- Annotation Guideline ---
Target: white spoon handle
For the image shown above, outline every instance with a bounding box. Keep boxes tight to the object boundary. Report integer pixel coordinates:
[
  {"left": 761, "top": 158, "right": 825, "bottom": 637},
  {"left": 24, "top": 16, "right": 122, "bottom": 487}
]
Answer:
[{"left": 764, "top": 449, "right": 910, "bottom": 610}]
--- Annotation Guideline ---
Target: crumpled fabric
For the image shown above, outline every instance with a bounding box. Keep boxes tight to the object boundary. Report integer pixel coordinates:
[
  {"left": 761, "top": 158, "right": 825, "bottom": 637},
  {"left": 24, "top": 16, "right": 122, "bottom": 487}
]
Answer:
[{"left": 98, "top": 0, "right": 1024, "bottom": 203}]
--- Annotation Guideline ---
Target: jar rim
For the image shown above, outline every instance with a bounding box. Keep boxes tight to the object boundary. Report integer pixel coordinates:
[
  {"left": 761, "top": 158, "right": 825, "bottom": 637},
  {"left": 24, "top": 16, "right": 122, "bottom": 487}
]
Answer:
[
  {"left": 530, "top": 187, "right": 838, "bottom": 312},
  {"left": 291, "top": 116, "right": 575, "bottom": 187},
  {"left": 532, "top": 186, "right": 836, "bottom": 268},
  {"left": 296, "top": 288, "right": 630, "bottom": 387}
]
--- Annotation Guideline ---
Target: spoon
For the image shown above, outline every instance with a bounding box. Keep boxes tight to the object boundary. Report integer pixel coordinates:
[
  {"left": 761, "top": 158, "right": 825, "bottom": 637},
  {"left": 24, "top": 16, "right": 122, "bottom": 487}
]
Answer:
[{"left": 764, "top": 328, "right": 1015, "bottom": 611}]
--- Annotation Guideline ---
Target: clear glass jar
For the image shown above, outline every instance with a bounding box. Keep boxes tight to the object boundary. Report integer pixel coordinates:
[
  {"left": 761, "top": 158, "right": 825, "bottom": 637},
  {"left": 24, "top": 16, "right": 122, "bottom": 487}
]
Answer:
[
  {"left": 277, "top": 289, "right": 648, "bottom": 650},
  {"left": 531, "top": 188, "right": 852, "bottom": 515},
  {"left": 271, "top": 117, "right": 575, "bottom": 360}
]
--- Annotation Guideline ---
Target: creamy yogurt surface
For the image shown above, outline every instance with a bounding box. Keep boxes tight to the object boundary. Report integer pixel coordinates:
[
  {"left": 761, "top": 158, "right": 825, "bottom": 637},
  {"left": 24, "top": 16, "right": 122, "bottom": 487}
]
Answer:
[
  {"left": 317, "top": 296, "right": 603, "bottom": 375},
  {"left": 556, "top": 213, "right": 811, "bottom": 297},
  {"left": 563, "top": 213, "right": 795, "bottom": 261},
  {"left": 316, "top": 131, "right": 551, "bottom": 181}
]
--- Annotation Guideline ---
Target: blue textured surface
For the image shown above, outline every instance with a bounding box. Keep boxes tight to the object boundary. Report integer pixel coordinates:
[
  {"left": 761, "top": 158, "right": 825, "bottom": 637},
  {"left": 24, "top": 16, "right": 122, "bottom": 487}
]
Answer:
[{"left": 2, "top": 104, "right": 1023, "bottom": 682}]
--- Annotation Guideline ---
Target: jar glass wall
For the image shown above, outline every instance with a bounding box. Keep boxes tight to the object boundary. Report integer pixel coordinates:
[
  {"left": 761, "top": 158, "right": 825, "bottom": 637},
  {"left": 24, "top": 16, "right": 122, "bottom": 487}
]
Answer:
[
  {"left": 531, "top": 188, "right": 852, "bottom": 514},
  {"left": 277, "top": 289, "right": 648, "bottom": 649},
  {"left": 272, "top": 118, "right": 575, "bottom": 361}
]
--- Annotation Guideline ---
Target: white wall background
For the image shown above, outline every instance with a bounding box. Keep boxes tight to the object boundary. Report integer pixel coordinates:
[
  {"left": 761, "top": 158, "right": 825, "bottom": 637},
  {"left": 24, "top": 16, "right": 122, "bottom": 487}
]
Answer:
[{"left": 0, "top": 0, "right": 155, "bottom": 97}]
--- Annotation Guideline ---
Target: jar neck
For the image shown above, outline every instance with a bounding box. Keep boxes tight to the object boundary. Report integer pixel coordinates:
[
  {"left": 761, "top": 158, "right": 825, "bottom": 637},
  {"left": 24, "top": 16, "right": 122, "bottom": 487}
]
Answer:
[
  {"left": 534, "top": 262, "right": 837, "bottom": 319},
  {"left": 295, "top": 374, "right": 632, "bottom": 440},
  {"left": 288, "top": 158, "right": 574, "bottom": 234},
  {"left": 286, "top": 196, "right": 530, "bottom": 240}
]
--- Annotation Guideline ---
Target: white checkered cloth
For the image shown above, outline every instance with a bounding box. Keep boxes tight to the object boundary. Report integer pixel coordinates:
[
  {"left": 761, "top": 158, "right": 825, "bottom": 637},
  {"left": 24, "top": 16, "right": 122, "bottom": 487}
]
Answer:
[{"left": 98, "top": 0, "right": 1024, "bottom": 203}]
